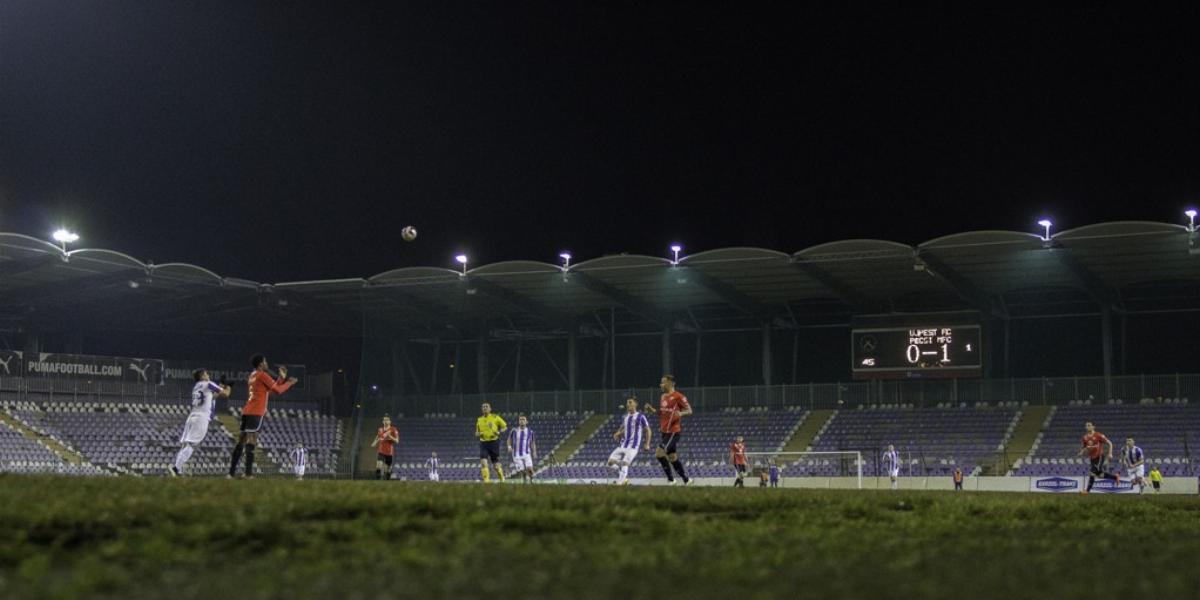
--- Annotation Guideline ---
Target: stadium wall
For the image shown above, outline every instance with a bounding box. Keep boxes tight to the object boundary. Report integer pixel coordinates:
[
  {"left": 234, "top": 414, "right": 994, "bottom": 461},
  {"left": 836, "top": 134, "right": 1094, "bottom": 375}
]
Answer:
[
  {"left": 586, "top": 477, "right": 1199, "bottom": 494},
  {"left": 374, "top": 373, "right": 1200, "bottom": 417}
]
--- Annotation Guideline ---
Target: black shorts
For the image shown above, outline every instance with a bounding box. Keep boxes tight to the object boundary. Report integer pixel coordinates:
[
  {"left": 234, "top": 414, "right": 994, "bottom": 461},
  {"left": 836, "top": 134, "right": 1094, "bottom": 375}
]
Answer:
[
  {"left": 1089, "top": 455, "right": 1108, "bottom": 476},
  {"left": 735, "top": 464, "right": 747, "bottom": 474},
  {"left": 480, "top": 440, "right": 501, "bottom": 462},
  {"left": 240, "top": 414, "right": 264, "bottom": 433},
  {"left": 377, "top": 453, "right": 393, "bottom": 467},
  {"left": 1152, "top": 481, "right": 1161, "bottom": 489},
  {"left": 658, "top": 431, "right": 681, "bottom": 454}
]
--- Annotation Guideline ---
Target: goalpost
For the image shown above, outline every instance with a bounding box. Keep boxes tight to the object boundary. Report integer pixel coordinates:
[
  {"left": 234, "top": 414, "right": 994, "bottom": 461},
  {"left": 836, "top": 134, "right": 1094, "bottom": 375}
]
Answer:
[{"left": 744, "top": 451, "right": 864, "bottom": 489}]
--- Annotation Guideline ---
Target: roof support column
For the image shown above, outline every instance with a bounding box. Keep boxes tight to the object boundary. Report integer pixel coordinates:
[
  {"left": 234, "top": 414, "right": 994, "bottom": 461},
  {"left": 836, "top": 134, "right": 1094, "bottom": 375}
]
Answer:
[
  {"left": 662, "top": 327, "right": 672, "bottom": 376},
  {"left": 1119, "top": 313, "right": 1127, "bottom": 375},
  {"left": 429, "top": 338, "right": 441, "bottom": 396},
  {"left": 1002, "top": 318, "right": 1011, "bottom": 379},
  {"left": 450, "top": 342, "right": 462, "bottom": 394},
  {"left": 1101, "top": 305, "right": 1114, "bottom": 400},
  {"left": 513, "top": 341, "right": 523, "bottom": 392},
  {"left": 477, "top": 324, "right": 488, "bottom": 395},
  {"left": 761, "top": 321, "right": 772, "bottom": 385},
  {"left": 981, "top": 319, "right": 996, "bottom": 379},
  {"left": 790, "top": 330, "right": 799, "bottom": 385},
  {"left": 390, "top": 339, "right": 406, "bottom": 398},
  {"left": 22, "top": 329, "right": 41, "bottom": 359},
  {"left": 610, "top": 308, "right": 617, "bottom": 388},
  {"left": 567, "top": 327, "right": 578, "bottom": 392}
]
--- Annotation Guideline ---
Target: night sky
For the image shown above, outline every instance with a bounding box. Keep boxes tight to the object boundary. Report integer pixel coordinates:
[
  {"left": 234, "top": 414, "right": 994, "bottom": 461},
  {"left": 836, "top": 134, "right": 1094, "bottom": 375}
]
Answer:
[{"left": 2, "top": 4, "right": 1198, "bottom": 283}]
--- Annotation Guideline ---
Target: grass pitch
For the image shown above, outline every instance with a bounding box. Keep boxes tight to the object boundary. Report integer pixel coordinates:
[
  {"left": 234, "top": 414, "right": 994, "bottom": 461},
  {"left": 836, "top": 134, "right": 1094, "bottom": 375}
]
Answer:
[{"left": 1, "top": 476, "right": 1197, "bottom": 599}]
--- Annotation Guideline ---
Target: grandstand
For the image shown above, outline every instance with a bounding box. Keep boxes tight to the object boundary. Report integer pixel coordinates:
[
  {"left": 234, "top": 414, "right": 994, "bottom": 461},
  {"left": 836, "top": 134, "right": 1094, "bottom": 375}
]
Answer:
[
  {"left": 1012, "top": 399, "right": 1197, "bottom": 477},
  {"left": 231, "top": 406, "right": 344, "bottom": 477},
  {"left": 797, "top": 404, "right": 1021, "bottom": 477},
  {"left": 560, "top": 407, "right": 807, "bottom": 480},
  {"left": 390, "top": 412, "right": 587, "bottom": 481},
  {"left": 0, "top": 416, "right": 110, "bottom": 476},
  {"left": 2, "top": 221, "right": 1200, "bottom": 486}
]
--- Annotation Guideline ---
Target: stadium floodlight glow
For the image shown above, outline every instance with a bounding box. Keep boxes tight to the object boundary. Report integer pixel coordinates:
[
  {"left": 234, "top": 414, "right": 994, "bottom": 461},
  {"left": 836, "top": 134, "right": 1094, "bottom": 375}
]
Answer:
[
  {"left": 559, "top": 252, "right": 572, "bottom": 270},
  {"left": 52, "top": 228, "right": 80, "bottom": 252},
  {"left": 669, "top": 244, "right": 682, "bottom": 265},
  {"left": 455, "top": 254, "right": 468, "bottom": 275},
  {"left": 1187, "top": 209, "right": 1197, "bottom": 231},
  {"left": 1037, "top": 219, "right": 1052, "bottom": 241}
]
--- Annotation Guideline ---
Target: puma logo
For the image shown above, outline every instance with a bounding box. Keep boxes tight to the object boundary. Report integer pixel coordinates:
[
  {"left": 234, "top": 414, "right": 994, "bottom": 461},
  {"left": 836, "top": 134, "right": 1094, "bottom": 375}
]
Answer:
[
  {"left": 128, "top": 362, "right": 150, "bottom": 382},
  {"left": 0, "top": 355, "right": 11, "bottom": 375}
]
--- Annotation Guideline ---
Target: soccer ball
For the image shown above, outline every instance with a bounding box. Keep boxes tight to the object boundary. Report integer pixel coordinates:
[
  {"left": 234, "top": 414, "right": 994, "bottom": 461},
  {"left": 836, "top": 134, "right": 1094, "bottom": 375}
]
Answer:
[{"left": 401, "top": 226, "right": 417, "bottom": 242}]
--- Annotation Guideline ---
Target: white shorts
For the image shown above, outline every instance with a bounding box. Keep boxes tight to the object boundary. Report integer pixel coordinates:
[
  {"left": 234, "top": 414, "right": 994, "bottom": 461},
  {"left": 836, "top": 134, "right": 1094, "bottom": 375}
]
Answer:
[
  {"left": 608, "top": 447, "right": 639, "bottom": 464},
  {"left": 513, "top": 454, "right": 533, "bottom": 471},
  {"left": 179, "top": 413, "right": 210, "bottom": 445},
  {"left": 429, "top": 472, "right": 440, "bottom": 481},
  {"left": 294, "top": 465, "right": 306, "bottom": 477},
  {"left": 1127, "top": 464, "right": 1145, "bottom": 479},
  {"left": 889, "top": 468, "right": 900, "bottom": 478}
]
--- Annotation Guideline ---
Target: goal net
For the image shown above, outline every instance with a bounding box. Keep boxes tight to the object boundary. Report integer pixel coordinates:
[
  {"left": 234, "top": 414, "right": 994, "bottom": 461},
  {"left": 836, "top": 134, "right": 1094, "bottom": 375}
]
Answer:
[{"left": 744, "top": 451, "right": 864, "bottom": 489}]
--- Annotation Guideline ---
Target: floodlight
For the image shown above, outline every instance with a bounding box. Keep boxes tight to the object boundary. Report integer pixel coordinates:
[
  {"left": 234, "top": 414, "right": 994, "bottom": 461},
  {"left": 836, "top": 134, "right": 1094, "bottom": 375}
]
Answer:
[
  {"left": 1187, "top": 209, "right": 1197, "bottom": 231},
  {"left": 669, "top": 244, "right": 682, "bottom": 264},
  {"left": 1037, "top": 219, "right": 1052, "bottom": 241},
  {"left": 52, "top": 229, "right": 79, "bottom": 252},
  {"left": 559, "top": 252, "right": 572, "bottom": 270},
  {"left": 455, "top": 254, "right": 468, "bottom": 275}
]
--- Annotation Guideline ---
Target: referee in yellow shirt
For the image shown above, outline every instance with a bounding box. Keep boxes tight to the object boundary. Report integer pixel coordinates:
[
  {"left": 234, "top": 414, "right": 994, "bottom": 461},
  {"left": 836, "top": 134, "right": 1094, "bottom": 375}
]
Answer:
[
  {"left": 476, "top": 402, "right": 508, "bottom": 482},
  {"left": 1148, "top": 466, "right": 1163, "bottom": 493}
]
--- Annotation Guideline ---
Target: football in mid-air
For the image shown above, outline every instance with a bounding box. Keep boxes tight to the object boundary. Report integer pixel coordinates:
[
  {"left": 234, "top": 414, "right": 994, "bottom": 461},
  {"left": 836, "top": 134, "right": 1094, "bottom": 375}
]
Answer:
[{"left": 401, "top": 226, "right": 418, "bottom": 242}]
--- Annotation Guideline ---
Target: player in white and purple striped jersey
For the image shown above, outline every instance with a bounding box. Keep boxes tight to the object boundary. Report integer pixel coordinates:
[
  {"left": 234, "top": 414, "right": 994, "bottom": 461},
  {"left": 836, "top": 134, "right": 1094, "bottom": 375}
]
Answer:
[
  {"left": 507, "top": 415, "right": 537, "bottom": 484},
  {"left": 426, "top": 452, "right": 440, "bottom": 481},
  {"left": 883, "top": 445, "right": 901, "bottom": 490},
  {"left": 608, "top": 397, "right": 652, "bottom": 485},
  {"left": 289, "top": 443, "right": 307, "bottom": 480},
  {"left": 1122, "top": 438, "right": 1146, "bottom": 493},
  {"left": 170, "top": 369, "right": 230, "bottom": 476}
]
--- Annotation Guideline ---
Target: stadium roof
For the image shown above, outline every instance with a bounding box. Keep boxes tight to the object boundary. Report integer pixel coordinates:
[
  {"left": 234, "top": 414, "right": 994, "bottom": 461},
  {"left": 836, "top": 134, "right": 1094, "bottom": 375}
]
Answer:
[{"left": 2, "top": 221, "right": 1198, "bottom": 339}]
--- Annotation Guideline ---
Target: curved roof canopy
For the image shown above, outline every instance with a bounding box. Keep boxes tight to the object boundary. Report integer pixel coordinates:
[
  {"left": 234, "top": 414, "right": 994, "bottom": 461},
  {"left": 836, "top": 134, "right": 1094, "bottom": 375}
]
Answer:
[{"left": 1, "top": 222, "right": 1197, "bottom": 338}]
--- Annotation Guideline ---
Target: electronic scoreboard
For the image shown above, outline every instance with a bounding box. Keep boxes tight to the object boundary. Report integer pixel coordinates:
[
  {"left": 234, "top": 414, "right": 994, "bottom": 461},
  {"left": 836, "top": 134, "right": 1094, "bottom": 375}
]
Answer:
[{"left": 851, "top": 325, "right": 982, "bottom": 379}]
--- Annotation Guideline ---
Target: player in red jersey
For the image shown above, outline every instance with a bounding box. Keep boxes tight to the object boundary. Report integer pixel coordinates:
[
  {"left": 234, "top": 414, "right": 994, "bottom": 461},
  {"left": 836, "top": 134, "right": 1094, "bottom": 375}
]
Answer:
[
  {"left": 1077, "top": 421, "right": 1119, "bottom": 494},
  {"left": 643, "top": 374, "right": 692, "bottom": 485},
  {"left": 228, "top": 354, "right": 297, "bottom": 478},
  {"left": 371, "top": 415, "right": 400, "bottom": 480},
  {"left": 730, "top": 435, "right": 748, "bottom": 488}
]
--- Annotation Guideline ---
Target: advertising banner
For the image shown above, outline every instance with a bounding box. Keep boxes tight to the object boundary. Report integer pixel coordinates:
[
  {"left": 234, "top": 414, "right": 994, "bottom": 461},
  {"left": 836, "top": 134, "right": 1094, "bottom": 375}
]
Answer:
[
  {"left": 163, "top": 362, "right": 307, "bottom": 389},
  {"left": 1030, "top": 476, "right": 1137, "bottom": 493},
  {"left": 24, "top": 353, "right": 164, "bottom": 384}
]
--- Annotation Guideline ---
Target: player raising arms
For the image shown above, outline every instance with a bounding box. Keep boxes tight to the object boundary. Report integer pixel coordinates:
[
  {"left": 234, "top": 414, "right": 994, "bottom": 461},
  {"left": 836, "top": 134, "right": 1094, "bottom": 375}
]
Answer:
[
  {"left": 608, "top": 396, "right": 652, "bottom": 485},
  {"left": 507, "top": 414, "right": 538, "bottom": 484},
  {"left": 730, "top": 435, "right": 748, "bottom": 488},
  {"left": 643, "top": 374, "right": 692, "bottom": 485},
  {"left": 1077, "top": 421, "right": 1120, "bottom": 494},
  {"left": 475, "top": 402, "right": 507, "bottom": 482},
  {"left": 170, "top": 369, "right": 230, "bottom": 476},
  {"left": 229, "top": 355, "right": 296, "bottom": 479},
  {"left": 1121, "top": 437, "right": 1146, "bottom": 493},
  {"left": 370, "top": 415, "right": 400, "bottom": 480}
]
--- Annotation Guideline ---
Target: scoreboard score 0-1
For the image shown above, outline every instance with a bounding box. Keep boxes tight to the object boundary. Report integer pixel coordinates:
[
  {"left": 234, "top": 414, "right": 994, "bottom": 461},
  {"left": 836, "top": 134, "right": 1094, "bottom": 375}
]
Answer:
[{"left": 851, "top": 325, "right": 982, "bottom": 379}]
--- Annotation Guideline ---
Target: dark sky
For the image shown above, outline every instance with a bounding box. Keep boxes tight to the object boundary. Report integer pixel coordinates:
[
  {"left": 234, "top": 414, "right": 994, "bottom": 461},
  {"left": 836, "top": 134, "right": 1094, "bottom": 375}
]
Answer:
[{"left": 2, "top": 3, "right": 1198, "bottom": 282}]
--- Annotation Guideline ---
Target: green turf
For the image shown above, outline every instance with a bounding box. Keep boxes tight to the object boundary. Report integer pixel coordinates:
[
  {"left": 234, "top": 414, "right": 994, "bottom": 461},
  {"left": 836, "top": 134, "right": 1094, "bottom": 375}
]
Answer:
[{"left": 1, "top": 476, "right": 1197, "bottom": 600}]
